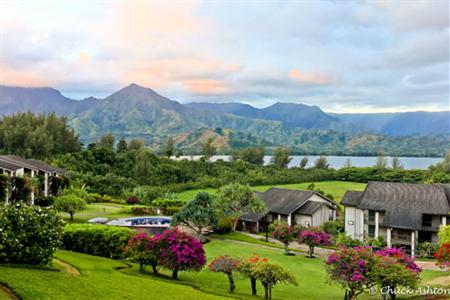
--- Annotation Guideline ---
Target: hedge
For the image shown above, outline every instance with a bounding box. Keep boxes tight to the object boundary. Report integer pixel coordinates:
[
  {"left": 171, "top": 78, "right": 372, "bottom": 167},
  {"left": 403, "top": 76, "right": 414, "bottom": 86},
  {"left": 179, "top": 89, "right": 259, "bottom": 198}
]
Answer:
[
  {"left": 62, "top": 224, "right": 133, "bottom": 258},
  {"left": 131, "top": 206, "right": 181, "bottom": 216}
]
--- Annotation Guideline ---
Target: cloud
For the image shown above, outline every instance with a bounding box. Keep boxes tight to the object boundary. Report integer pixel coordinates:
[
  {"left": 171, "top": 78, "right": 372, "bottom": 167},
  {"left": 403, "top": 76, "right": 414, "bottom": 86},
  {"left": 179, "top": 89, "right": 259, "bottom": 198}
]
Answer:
[
  {"left": 0, "top": 0, "right": 448, "bottom": 111},
  {"left": 183, "top": 79, "right": 232, "bottom": 95},
  {"left": 288, "top": 69, "right": 334, "bottom": 85}
]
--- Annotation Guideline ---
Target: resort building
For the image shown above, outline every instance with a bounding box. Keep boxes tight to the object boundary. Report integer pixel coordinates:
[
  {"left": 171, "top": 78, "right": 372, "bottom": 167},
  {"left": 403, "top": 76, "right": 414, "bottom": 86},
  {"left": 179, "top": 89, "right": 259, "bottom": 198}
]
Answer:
[
  {"left": 240, "top": 188, "right": 337, "bottom": 233},
  {"left": 342, "top": 181, "right": 450, "bottom": 256},
  {"left": 0, "top": 155, "right": 66, "bottom": 204}
]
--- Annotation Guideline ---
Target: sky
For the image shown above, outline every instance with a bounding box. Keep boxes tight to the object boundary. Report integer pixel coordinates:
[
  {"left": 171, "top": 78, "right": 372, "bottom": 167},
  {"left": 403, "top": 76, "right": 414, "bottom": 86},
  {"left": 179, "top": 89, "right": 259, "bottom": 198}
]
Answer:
[{"left": 0, "top": 0, "right": 449, "bottom": 113}]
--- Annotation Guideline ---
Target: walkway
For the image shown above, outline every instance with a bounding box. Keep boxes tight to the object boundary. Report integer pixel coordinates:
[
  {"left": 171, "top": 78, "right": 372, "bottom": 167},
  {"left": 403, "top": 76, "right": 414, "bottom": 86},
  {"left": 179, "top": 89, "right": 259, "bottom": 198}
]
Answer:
[{"left": 239, "top": 232, "right": 333, "bottom": 257}]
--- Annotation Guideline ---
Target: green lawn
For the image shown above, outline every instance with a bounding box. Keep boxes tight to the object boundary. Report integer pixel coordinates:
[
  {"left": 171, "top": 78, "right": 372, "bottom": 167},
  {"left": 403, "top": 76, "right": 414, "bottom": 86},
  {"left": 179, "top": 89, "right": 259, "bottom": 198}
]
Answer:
[
  {"left": 176, "top": 181, "right": 366, "bottom": 203},
  {"left": 0, "top": 236, "right": 446, "bottom": 300},
  {"left": 60, "top": 203, "right": 132, "bottom": 223}
]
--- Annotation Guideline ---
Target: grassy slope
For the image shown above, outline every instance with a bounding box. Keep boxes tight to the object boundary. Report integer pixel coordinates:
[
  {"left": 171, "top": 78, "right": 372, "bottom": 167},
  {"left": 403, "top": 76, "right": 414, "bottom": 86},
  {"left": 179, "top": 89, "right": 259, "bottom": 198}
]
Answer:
[
  {"left": 176, "top": 181, "right": 366, "bottom": 203},
  {"left": 0, "top": 251, "right": 224, "bottom": 300},
  {"left": 0, "top": 238, "right": 446, "bottom": 300}
]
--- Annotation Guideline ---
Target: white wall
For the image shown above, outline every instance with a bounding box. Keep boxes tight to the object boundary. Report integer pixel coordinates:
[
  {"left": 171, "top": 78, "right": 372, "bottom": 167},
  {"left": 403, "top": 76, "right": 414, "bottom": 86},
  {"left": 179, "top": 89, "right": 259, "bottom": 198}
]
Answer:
[
  {"left": 296, "top": 215, "right": 312, "bottom": 227},
  {"left": 345, "top": 207, "right": 364, "bottom": 240}
]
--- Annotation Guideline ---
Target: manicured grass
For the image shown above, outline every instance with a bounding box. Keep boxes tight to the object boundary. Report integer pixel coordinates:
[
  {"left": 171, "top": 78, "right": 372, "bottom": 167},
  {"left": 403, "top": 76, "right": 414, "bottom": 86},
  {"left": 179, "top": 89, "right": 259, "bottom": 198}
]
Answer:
[
  {"left": 176, "top": 181, "right": 366, "bottom": 203},
  {"left": 0, "top": 237, "right": 446, "bottom": 300},
  {"left": 60, "top": 203, "right": 132, "bottom": 223},
  {"left": 0, "top": 251, "right": 224, "bottom": 300}
]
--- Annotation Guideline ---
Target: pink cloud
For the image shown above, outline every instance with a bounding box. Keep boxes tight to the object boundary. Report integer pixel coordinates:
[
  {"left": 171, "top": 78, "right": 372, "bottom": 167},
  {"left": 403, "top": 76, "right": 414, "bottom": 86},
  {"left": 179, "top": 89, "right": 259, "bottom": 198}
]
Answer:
[
  {"left": 183, "top": 79, "right": 232, "bottom": 94},
  {"left": 288, "top": 69, "right": 334, "bottom": 85}
]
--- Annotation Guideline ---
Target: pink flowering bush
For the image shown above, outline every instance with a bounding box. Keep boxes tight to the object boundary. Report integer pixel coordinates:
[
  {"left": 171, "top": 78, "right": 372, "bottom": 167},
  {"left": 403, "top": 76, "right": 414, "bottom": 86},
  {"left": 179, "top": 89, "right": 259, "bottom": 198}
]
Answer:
[
  {"left": 208, "top": 255, "right": 239, "bottom": 292},
  {"left": 126, "top": 196, "right": 139, "bottom": 205},
  {"left": 272, "top": 223, "right": 302, "bottom": 255},
  {"left": 434, "top": 242, "right": 450, "bottom": 269},
  {"left": 123, "top": 231, "right": 160, "bottom": 273},
  {"left": 155, "top": 227, "right": 206, "bottom": 279},
  {"left": 325, "top": 246, "right": 378, "bottom": 300},
  {"left": 326, "top": 246, "right": 422, "bottom": 300},
  {"left": 299, "top": 230, "right": 331, "bottom": 258},
  {"left": 375, "top": 247, "right": 421, "bottom": 273}
]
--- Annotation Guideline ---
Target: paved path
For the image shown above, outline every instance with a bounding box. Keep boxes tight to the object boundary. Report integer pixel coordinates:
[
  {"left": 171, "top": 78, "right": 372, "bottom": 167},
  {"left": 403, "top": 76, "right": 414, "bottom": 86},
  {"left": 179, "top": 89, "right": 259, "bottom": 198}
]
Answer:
[{"left": 239, "top": 232, "right": 333, "bottom": 257}]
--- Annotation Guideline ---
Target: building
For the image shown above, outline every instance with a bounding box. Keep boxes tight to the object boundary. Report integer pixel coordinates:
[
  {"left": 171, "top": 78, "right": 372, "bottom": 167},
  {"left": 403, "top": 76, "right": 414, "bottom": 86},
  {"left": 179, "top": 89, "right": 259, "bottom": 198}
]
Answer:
[
  {"left": 240, "top": 188, "right": 337, "bottom": 233},
  {"left": 342, "top": 181, "right": 450, "bottom": 256},
  {"left": 0, "top": 155, "right": 66, "bottom": 204}
]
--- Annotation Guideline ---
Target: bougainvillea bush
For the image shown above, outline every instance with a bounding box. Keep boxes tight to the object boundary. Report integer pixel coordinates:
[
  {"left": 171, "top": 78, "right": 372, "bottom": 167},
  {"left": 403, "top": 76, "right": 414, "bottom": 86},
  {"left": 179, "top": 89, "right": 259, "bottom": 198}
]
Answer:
[
  {"left": 123, "top": 231, "right": 159, "bottom": 273},
  {"left": 208, "top": 255, "right": 239, "bottom": 292},
  {"left": 434, "top": 242, "right": 450, "bottom": 269},
  {"left": 155, "top": 227, "right": 206, "bottom": 279},
  {"left": 326, "top": 246, "right": 422, "bottom": 300},
  {"left": 325, "top": 246, "right": 379, "bottom": 300},
  {"left": 299, "top": 230, "right": 331, "bottom": 258},
  {"left": 0, "top": 203, "right": 64, "bottom": 265},
  {"left": 375, "top": 247, "right": 421, "bottom": 274},
  {"left": 272, "top": 223, "right": 302, "bottom": 255}
]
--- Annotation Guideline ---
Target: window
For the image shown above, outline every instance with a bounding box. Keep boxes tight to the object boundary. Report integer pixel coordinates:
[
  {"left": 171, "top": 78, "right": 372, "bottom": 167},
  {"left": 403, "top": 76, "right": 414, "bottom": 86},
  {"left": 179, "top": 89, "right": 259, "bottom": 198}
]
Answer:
[
  {"left": 422, "top": 215, "right": 432, "bottom": 227},
  {"left": 368, "top": 210, "right": 376, "bottom": 223},
  {"left": 368, "top": 225, "right": 375, "bottom": 237}
]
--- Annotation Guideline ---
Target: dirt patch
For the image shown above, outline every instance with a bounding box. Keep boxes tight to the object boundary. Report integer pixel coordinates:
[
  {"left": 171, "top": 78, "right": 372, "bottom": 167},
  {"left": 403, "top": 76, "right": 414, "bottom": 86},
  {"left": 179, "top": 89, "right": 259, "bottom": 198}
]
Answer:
[
  {"left": 53, "top": 259, "right": 80, "bottom": 277},
  {"left": 0, "top": 284, "right": 20, "bottom": 300}
]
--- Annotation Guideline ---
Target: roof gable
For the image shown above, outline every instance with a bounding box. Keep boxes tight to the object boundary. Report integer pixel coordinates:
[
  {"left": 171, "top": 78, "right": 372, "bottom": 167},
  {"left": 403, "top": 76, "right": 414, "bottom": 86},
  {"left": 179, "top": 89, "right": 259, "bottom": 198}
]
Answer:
[
  {"left": 256, "top": 188, "right": 315, "bottom": 215},
  {"left": 342, "top": 191, "right": 363, "bottom": 207}
]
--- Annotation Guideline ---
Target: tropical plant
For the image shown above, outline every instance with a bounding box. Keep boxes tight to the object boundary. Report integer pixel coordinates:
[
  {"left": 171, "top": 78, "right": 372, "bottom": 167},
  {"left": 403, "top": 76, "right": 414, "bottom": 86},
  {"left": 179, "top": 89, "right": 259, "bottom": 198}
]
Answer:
[
  {"left": 155, "top": 228, "right": 206, "bottom": 279},
  {"left": 53, "top": 194, "right": 87, "bottom": 220},
  {"left": 0, "top": 202, "right": 64, "bottom": 265},
  {"left": 434, "top": 242, "right": 450, "bottom": 269},
  {"left": 325, "top": 246, "right": 379, "bottom": 300},
  {"left": 208, "top": 255, "right": 239, "bottom": 293},
  {"left": 438, "top": 225, "right": 450, "bottom": 244},
  {"left": 299, "top": 230, "right": 331, "bottom": 258},
  {"left": 272, "top": 223, "right": 302, "bottom": 255},
  {"left": 271, "top": 147, "right": 292, "bottom": 168},
  {"left": 237, "top": 255, "right": 268, "bottom": 296},
  {"left": 123, "top": 231, "right": 159, "bottom": 273},
  {"left": 252, "top": 262, "right": 297, "bottom": 299},
  {"left": 171, "top": 192, "right": 217, "bottom": 237},
  {"left": 215, "top": 183, "right": 266, "bottom": 231}
]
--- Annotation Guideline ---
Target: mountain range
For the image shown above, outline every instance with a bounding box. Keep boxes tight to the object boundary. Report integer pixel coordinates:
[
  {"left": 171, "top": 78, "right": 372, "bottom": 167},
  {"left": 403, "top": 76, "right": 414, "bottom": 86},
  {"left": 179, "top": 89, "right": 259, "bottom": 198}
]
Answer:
[{"left": 0, "top": 84, "right": 448, "bottom": 156}]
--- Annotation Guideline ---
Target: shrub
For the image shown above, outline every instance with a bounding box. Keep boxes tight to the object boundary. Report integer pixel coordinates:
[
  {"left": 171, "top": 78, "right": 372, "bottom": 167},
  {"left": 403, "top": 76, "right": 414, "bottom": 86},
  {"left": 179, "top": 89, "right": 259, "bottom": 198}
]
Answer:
[
  {"left": 253, "top": 262, "right": 297, "bottom": 299},
  {"left": 208, "top": 255, "right": 239, "bottom": 293},
  {"left": 62, "top": 224, "right": 132, "bottom": 258},
  {"left": 123, "top": 231, "right": 159, "bottom": 273},
  {"left": 325, "top": 246, "right": 379, "bottom": 300},
  {"left": 10, "top": 177, "right": 32, "bottom": 203},
  {"left": 299, "top": 230, "right": 331, "bottom": 258},
  {"left": 438, "top": 225, "right": 450, "bottom": 244},
  {"left": 322, "top": 220, "right": 344, "bottom": 236},
  {"left": 237, "top": 255, "right": 268, "bottom": 296},
  {"left": 126, "top": 196, "right": 139, "bottom": 205},
  {"left": 213, "top": 217, "right": 233, "bottom": 234},
  {"left": 272, "top": 223, "right": 302, "bottom": 255},
  {"left": 434, "top": 242, "right": 450, "bottom": 269},
  {"left": 334, "top": 233, "right": 362, "bottom": 247},
  {"left": 375, "top": 247, "right": 421, "bottom": 273},
  {"left": 0, "top": 202, "right": 64, "bottom": 265},
  {"left": 155, "top": 227, "right": 206, "bottom": 279},
  {"left": 365, "top": 236, "right": 385, "bottom": 248},
  {"left": 152, "top": 197, "right": 185, "bottom": 208},
  {"left": 53, "top": 194, "right": 87, "bottom": 220},
  {"left": 34, "top": 196, "right": 54, "bottom": 207}
]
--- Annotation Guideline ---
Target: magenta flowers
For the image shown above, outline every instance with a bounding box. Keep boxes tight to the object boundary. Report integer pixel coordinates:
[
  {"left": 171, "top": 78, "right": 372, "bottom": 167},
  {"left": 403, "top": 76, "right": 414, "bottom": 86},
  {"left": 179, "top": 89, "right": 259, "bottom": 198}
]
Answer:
[{"left": 299, "top": 230, "right": 331, "bottom": 258}]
